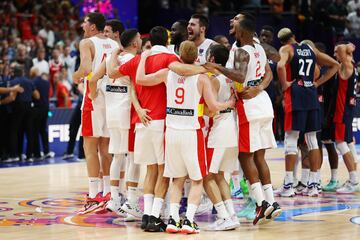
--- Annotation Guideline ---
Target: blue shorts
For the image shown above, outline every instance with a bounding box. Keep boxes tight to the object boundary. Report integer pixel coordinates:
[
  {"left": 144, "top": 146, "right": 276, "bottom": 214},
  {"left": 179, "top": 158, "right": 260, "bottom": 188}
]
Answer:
[{"left": 285, "top": 109, "right": 321, "bottom": 133}]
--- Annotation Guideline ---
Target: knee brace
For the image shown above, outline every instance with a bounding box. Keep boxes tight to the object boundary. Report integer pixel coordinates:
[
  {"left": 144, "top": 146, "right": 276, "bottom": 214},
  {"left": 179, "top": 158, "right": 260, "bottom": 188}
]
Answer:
[
  {"left": 336, "top": 142, "right": 350, "bottom": 156},
  {"left": 305, "top": 131, "right": 319, "bottom": 151},
  {"left": 285, "top": 131, "right": 300, "bottom": 155},
  {"left": 110, "top": 154, "right": 125, "bottom": 180},
  {"left": 125, "top": 152, "right": 140, "bottom": 183}
]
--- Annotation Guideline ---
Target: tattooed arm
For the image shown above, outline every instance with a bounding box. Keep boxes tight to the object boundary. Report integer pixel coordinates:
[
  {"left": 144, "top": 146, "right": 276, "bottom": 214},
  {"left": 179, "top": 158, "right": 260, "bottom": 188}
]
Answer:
[{"left": 261, "top": 42, "right": 280, "bottom": 62}]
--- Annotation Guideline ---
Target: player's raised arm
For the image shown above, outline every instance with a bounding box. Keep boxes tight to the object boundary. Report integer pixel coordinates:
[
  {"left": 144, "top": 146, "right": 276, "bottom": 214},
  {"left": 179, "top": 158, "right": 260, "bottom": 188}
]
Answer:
[
  {"left": 277, "top": 45, "right": 291, "bottom": 91},
  {"left": 73, "top": 39, "right": 93, "bottom": 84},
  {"left": 313, "top": 48, "right": 340, "bottom": 87}
]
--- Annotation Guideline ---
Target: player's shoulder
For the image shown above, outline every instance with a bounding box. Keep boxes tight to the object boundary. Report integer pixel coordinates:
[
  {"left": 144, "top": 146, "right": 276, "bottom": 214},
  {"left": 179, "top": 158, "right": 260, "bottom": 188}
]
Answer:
[{"left": 79, "top": 38, "right": 93, "bottom": 47}]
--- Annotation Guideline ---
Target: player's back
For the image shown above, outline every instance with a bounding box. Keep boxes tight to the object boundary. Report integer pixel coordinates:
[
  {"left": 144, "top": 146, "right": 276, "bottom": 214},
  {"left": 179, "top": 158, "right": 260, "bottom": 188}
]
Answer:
[{"left": 166, "top": 70, "right": 202, "bottom": 130}]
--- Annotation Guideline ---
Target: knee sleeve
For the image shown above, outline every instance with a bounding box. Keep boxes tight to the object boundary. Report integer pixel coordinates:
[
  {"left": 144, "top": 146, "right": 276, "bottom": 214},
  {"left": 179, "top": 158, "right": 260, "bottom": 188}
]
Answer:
[
  {"left": 110, "top": 154, "right": 125, "bottom": 180},
  {"left": 336, "top": 142, "right": 350, "bottom": 156},
  {"left": 285, "top": 131, "right": 300, "bottom": 155},
  {"left": 305, "top": 131, "right": 319, "bottom": 151},
  {"left": 125, "top": 152, "right": 140, "bottom": 183}
]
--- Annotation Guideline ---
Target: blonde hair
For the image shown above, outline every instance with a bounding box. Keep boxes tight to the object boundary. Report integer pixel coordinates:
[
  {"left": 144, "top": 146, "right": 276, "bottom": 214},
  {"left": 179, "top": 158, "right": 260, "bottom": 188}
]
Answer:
[{"left": 179, "top": 40, "right": 198, "bottom": 64}]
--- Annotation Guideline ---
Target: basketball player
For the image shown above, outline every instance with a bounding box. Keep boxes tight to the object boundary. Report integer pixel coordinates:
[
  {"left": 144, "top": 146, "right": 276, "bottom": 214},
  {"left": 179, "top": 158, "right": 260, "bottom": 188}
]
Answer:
[
  {"left": 331, "top": 42, "right": 359, "bottom": 194},
  {"left": 276, "top": 28, "right": 339, "bottom": 197},
  {"left": 88, "top": 28, "right": 144, "bottom": 219},
  {"left": 168, "top": 20, "right": 188, "bottom": 55},
  {"left": 73, "top": 12, "right": 118, "bottom": 214},
  {"left": 205, "top": 17, "right": 282, "bottom": 225},
  {"left": 203, "top": 44, "right": 240, "bottom": 230},
  {"left": 135, "top": 40, "right": 236, "bottom": 234},
  {"left": 108, "top": 26, "right": 207, "bottom": 232}
]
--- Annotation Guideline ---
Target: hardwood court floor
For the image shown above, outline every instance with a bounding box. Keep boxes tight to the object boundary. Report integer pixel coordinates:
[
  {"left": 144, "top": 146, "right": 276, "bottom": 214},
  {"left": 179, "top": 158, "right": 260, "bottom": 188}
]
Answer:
[{"left": 0, "top": 148, "right": 359, "bottom": 240}]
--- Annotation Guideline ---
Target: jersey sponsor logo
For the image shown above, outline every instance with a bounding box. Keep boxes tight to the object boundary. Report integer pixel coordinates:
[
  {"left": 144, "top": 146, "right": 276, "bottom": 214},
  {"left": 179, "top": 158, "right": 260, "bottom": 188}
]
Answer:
[
  {"left": 349, "top": 97, "right": 356, "bottom": 106},
  {"left": 297, "top": 80, "right": 313, "bottom": 87},
  {"left": 106, "top": 85, "right": 128, "bottom": 93},
  {"left": 247, "top": 79, "right": 262, "bottom": 87},
  {"left": 296, "top": 48, "right": 312, "bottom": 57},
  {"left": 102, "top": 44, "right": 112, "bottom": 49},
  {"left": 167, "top": 107, "right": 194, "bottom": 116},
  {"left": 219, "top": 108, "right": 232, "bottom": 114},
  {"left": 199, "top": 48, "right": 204, "bottom": 56}
]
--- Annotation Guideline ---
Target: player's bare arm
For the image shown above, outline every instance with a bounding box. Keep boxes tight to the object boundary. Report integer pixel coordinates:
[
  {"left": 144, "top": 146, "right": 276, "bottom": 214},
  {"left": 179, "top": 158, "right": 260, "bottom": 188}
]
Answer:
[
  {"left": 277, "top": 45, "right": 292, "bottom": 91},
  {"left": 168, "top": 61, "right": 207, "bottom": 76},
  {"left": 108, "top": 48, "right": 124, "bottom": 79},
  {"left": 130, "top": 81, "right": 152, "bottom": 126},
  {"left": 136, "top": 50, "right": 168, "bottom": 86},
  {"left": 0, "top": 85, "right": 24, "bottom": 94},
  {"left": 73, "top": 39, "right": 93, "bottom": 84},
  {"left": 261, "top": 42, "right": 280, "bottom": 62},
  {"left": 88, "top": 60, "right": 106, "bottom": 100},
  {"left": 313, "top": 48, "right": 340, "bottom": 87},
  {"left": 201, "top": 74, "right": 235, "bottom": 112}
]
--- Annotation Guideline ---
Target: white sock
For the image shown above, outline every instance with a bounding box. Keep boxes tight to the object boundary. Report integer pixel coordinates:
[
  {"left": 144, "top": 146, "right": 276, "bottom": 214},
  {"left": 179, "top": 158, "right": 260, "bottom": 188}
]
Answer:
[
  {"left": 127, "top": 186, "right": 138, "bottom": 204},
  {"left": 301, "top": 169, "right": 310, "bottom": 184},
  {"left": 184, "top": 179, "right": 191, "bottom": 198},
  {"left": 103, "top": 176, "right": 110, "bottom": 196},
  {"left": 170, "top": 203, "right": 180, "bottom": 222},
  {"left": 151, "top": 197, "right": 164, "bottom": 218},
  {"left": 331, "top": 169, "right": 338, "bottom": 181},
  {"left": 98, "top": 177, "right": 103, "bottom": 193},
  {"left": 251, "top": 182, "right": 265, "bottom": 206},
  {"left": 143, "top": 194, "right": 154, "bottom": 215},
  {"left": 119, "top": 178, "right": 125, "bottom": 195},
  {"left": 308, "top": 171, "right": 317, "bottom": 185},
  {"left": 285, "top": 171, "right": 294, "bottom": 185},
  {"left": 316, "top": 170, "right": 321, "bottom": 184},
  {"left": 186, "top": 203, "right": 197, "bottom": 222},
  {"left": 247, "top": 180, "right": 254, "bottom": 199},
  {"left": 214, "top": 201, "right": 230, "bottom": 219},
  {"left": 263, "top": 184, "right": 275, "bottom": 204},
  {"left": 232, "top": 175, "right": 241, "bottom": 189},
  {"left": 224, "top": 199, "right": 236, "bottom": 216},
  {"left": 349, "top": 171, "right": 359, "bottom": 184},
  {"left": 110, "top": 186, "right": 119, "bottom": 202},
  {"left": 89, "top": 177, "right": 100, "bottom": 198}
]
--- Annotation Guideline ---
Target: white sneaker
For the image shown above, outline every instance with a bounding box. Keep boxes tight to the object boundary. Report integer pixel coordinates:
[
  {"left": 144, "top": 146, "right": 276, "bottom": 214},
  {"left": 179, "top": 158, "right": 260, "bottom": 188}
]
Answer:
[
  {"left": 106, "top": 199, "right": 126, "bottom": 217},
  {"left": 124, "top": 213, "right": 140, "bottom": 222},
  {"left": 274, "top": 183, "right": 295, "bottom": 197},
  {"left": 120, "top": 201, "right": 143, "bottom": 218},
  {"left": 231, "top": 215, "right": 240, "bottom": 228},
  {"left": 195, "top": 195, "right": 213, "bottom": 215},
  {"left": 306, "top": 183, "right": 319, "bottom": 197},
  {"left": 204, "top": 217, "right": 237, "bottom": 231},
  {"left": 45, "top": 151, "right": 55, "bottom": 158},
  {"left": 336, "top": 180, "right": 358, "bottom": 194}
]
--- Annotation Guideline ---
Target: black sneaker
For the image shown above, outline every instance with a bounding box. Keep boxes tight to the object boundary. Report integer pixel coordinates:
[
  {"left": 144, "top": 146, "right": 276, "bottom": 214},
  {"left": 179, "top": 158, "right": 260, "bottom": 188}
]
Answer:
[
  {"left": 253, "top": 200, "right": 273, "bottom": 225},
  {"left": 181, "top": 217, "right": 200, "bottom": 234},
  {"left": 140, "top": 214, "right": 149, "bottom": 230},
  {"left": 266, "top": 202, "right": 282, "bottom": 220},
  {"left": 146, "top": 215, "right": 167, "bottom": 232},
  {"left": 295, "top": 181, "right": 307, "bottom": 195},
  {"left": 166, "top": 216, "right": 182, "bottom": 233}
]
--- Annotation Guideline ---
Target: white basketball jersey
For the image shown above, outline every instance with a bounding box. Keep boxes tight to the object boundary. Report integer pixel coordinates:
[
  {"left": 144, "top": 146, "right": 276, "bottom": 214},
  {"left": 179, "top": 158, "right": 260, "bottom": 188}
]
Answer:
[
  {"left": 104, "top": 53, "right": 134, "bottom": 129},
  {"left": 195, "top": 38, "right": 215, "bottom": 65},
  {"left": 239, "top": 44, "right": 273, "bottom": 122},
  {"left": 167, "top": 44, "right": 179, "bottom": 56},
  {"left": 207, "top": 74, "right": 238, "bottom": 148},
  {"left": 166, "top": 71, "right": 202, "bottom": 130},
  {"left": 82, "top": 36, "right": 119, "bottom": 110}
]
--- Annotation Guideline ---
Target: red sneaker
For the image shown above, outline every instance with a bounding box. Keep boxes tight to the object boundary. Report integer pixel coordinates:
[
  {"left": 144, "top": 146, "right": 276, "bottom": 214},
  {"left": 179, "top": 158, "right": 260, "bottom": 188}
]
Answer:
[
  {"left": 94, "top": 192, "right": 111, "bottom": 214},
  {"left": 77, "top": 193, "right": 103, "bottom": 215}
]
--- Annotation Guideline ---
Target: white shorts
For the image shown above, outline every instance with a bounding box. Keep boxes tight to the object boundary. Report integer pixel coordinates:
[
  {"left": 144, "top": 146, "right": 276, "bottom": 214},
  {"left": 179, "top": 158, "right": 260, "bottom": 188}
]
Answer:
[
  {"left": 81, "top": 107, "right": 109, "bottom": 138},
  {"left": 238, "top": 118, "right": 277, "bottom": 153},
  {"left": 164, "top": 128, "right": 207, "bottom": 181},
  {"left": 108, "top": 128, "right": 129, "bottom": 154},
  {"left": 134, "top": 120, "right": 165, "bottom": 165},
  {"left": 207, "top": 147, "right": 238, "bottom": 174}
]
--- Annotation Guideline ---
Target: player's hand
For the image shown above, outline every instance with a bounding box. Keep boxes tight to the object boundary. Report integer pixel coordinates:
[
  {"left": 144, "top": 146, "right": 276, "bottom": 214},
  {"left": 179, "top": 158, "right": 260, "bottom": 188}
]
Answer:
[
  {"left": 11, "top": 84, "right": 24, "bottom": 93},
  {"left": 227, "top": 93, "right": 236, "bottom": 108},
  {"left": 115, "top": 47, "right": 123, "bottom": 55},
  {"left": 239, "top": 86, "right": 261, "bottom": 99},
  {"left": 137, "top": 108, "right": 152, "bottom": 126},
  {"left": 203, "top": 62, "right": 218, "bottom": 73},
  {"left": 141, "top": 50, "right": 152, "bottom": 59},
  {"left": 313, "top": 81, "right": 319, "bottom": 88},
  {"left": 282, "top": 80, "right": 294, "bottom": 91}
]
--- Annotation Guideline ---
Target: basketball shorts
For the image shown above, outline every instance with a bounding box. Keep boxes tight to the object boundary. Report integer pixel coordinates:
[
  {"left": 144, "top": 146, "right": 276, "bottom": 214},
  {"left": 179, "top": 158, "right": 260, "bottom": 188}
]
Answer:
[
  {"left": 332, "top": 119, "right": 353, "bottom": 144},
  {"left": 108, "top": 128, "right": 128, "bottom": 154},
  {"left": 207, "top": 147, "right": 237, "bottom": 174},
  {"left": 239, "top": 117, "right": 277, "bottom": 153},
  {"left": 128, "top": 124, "right": 135, "bottom": 152},
  {"left": 285, "top": 109, "right": 321, "bottom": 133},
  {"left": 164, "top": 128, "right": 207, "bottom": 181},
  {"left": 134, "top": 120, "right": 165, "bottom": 165},
  {"left": 81, "top": 108, "right": 109, "bottom": 138}
]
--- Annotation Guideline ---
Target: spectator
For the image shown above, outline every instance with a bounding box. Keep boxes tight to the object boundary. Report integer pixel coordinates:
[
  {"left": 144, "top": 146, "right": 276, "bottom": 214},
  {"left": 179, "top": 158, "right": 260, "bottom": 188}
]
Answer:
[
  {"left": 38, "top": 21, "right": 55, "bottom": 49},
  {"left": 62, "top": 46, "right": 76, "bottom": 83},
  {"left": 31, "top": 67, "right": 53, "bottom": 160},
  {"left": 141, "top": 37, "right": 152, "bottom": 51},
  {"left": 32, "top": 48, "right": 49, "bottom": 75},
  {"left": 12, "top": 44, "right": 33, "bottom": 76},
  {"left": 213, "top": 35, "right": 231, "bottom": 50},
  {"left": 49, "top": 49, "right": 64, "bottom": 97},
  {"left": 347, "top": 0, "right": 360, "bottom": 13},
  {"left": 327, "top": 0, "right": 348, "bottom": 40},
  {"left": 54, "top": 72, "right": 71, "bottom": 108},
  {"left": 346, "top": 7, "right": 360, "bottom": 38}
]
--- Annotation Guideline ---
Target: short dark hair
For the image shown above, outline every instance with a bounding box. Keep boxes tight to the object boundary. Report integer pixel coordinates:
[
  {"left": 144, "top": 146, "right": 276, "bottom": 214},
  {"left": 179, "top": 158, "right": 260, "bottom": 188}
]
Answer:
[
  {"left": 261, "top": 25, "right": 274, "bottom": 34},
  {"left": 191, "top": 14, "right": 209, "bottom": 31},
  {"left": 213, "top": 35, "right": 226, "bottom": 43},
  {"left": 149, "top": 26, "right": 168, "bottom": 46},
  {"left": 87, "top": 12, "right": 106, "bottom": 31},
  {"left": 208, "top": 44, "right": 229, "bottom": 67},
  {"left": 105, "top": 19, "right": 125, "bottom": 35},
  {"left": 238, "top": 17, "right": 256, "bottom": 33},
  {"left": 175, "top": 19, "right": 188, "bottom": 30},
  {"left": 238, "top": 11, "right": 256, "bottom": 21},
  {"left": 13, "top": 64, "right": 24, "bottom": 77},
  {"left": 141, "top": 37, "right": 150, "bottom": 47},
  {"left": 120, "top": 29, "right": 138, "bottom": 48}
]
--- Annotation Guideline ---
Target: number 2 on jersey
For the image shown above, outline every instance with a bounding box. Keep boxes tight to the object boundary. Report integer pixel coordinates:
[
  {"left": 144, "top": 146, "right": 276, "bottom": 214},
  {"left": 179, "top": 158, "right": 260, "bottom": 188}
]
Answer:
[
  {"left": 175, "top": 87, "right": 185, "bottom": 104},
  {"left": 299, "top": 59, "right": 313, "bottom": 76},
  {"left": 255, "top": 60, "right": 261, "bottom": 78}
]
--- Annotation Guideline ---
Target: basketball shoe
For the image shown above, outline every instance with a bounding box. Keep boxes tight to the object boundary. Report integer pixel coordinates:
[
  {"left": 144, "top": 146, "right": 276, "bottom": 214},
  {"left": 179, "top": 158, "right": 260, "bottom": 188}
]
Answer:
[
  {"left": 294, "top": 181, "right": 307, "bottom": 195},
  {"left": 146, "top": 215, "right": 167, "bottom": 232},
  {"left": 266, "top": 202, "right": 282, "bottom": 220},
  {"left": 77, "top": 193, "right": 103, "bottom": 215},
  {"left": 166, "top": 216, "right": 182, "bottom": 233},
  {"left": 274, "top": 183, "right": 295, "bottom": 197},
  {"left": 323, "top": 180, "right": 339, "bottom": 192},
  {"left": 121, "top": 200, "right": 143, "bottom": 218},
  {"left": 336, "top": 180, "right": 359, "bottom": 194},
  {"left": 253, "top": 200, "right": 273, "bottom": 226},
  {"left": 181, "top": 217, "right": 200, "bottom": 234},
  {"left": 204, "top": 217, "right": 238, "bottom": 231}
]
